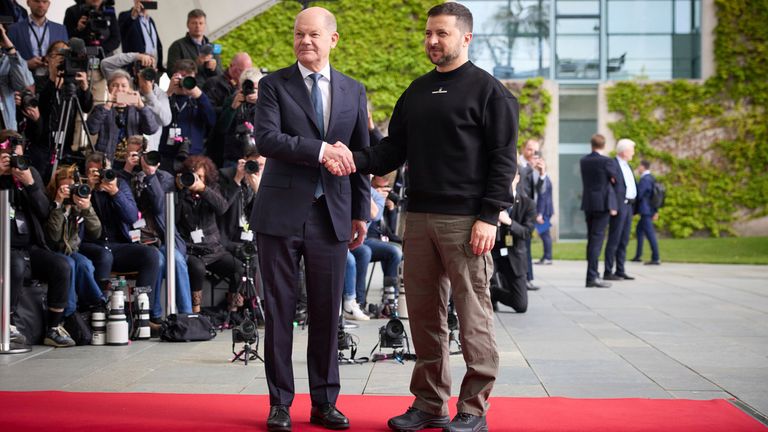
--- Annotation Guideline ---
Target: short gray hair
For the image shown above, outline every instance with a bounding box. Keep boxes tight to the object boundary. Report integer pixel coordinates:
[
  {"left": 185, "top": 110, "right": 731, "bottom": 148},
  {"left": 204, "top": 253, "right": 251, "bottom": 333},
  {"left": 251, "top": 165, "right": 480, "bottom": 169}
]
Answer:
[
  {"left": 616, "top": 138, "right": 636, "bottom": 154},
  {"left": 107, "top": 69, "right": 132, "bottom": 86},
  {"left": 239, "top": 68, "right": 264, "bottom": 87}
]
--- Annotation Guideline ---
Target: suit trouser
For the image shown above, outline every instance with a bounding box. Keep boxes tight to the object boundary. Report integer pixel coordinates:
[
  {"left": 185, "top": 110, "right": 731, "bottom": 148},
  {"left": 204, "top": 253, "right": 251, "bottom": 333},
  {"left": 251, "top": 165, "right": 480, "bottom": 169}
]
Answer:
[
  {"left": 635, "top": 214, "right": 660, "bottom": 261},
  {"left": 404, "top": 213, "right": 498, "bottom": 417},
  {"left": 604, "top": 201, "right": 633, "bottom": 275},
  {"left": 257, "top": 199, "right": 347, "bottom": 407},
  {"left": 585, "top": 211, "right": 610, "bottom": 283}
]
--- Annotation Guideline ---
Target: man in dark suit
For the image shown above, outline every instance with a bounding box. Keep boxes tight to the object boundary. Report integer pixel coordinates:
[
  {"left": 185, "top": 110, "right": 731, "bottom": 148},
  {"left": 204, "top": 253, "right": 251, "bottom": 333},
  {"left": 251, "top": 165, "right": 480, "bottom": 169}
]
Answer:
[
  {"left": 534, "top": 154, "right": 554, "bottom": 265},
  {"left": 491, "top": 170, "right": 536, "bottom": 313},
  {"left": 518, "top": 139, "right": 546, "bottom": 290},
  {"left": 632, "top": 160, "right": 661, "bottom": 265},
  {"left": 251, "top": 7, "right": 370, "bottom": 431},
  {"left": 118, "top": 0, "right": 163, "bottom": 71},
  {"left": 7, "top": 0, "right": 68, "bottom": 86},
  {"left": 604, "top": 138, "right": 637, "bottom": 280},
  {"left": 580, "top": 134, "right": 618, "bottom": 288}
]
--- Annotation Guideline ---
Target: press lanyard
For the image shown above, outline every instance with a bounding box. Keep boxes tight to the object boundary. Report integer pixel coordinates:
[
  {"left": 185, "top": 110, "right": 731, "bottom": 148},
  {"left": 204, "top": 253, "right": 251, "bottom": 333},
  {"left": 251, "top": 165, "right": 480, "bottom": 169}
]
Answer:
[
  {"left": 28, "top": 21, "right": 49, "bottom": 57},
  {"left": 140, "top": 17, "right": 155, "bottom": 50}
]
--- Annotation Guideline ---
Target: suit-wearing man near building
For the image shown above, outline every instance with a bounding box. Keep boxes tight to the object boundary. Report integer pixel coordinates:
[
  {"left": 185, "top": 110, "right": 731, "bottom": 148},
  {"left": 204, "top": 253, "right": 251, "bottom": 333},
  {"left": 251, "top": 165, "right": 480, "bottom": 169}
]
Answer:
[
  {"left": 604, "top": 138, "right": 636, "bottom": 281},
  {"left": 7, "top": 0, "right": 68, "bottom": 87},
  {"left": 632, "top": 160, "right": 661, "bottom": 265},
  {"left": 118, "top": 0, "right": 163, "bottom": 71},
  {"left": 517, "top": 139, "right": 546, "bottom": 290},
  {"left": 330, "top": 4, "right": 518, "bottom": 431},
  {"left": 251, "top": 7, "right": 370, "bottom": 431},
  {"left": 534, "top": 155, "right": 554, "bottom": 265},
  {"left": 580, "top": 134, "right": 618, "bottom": 288}
]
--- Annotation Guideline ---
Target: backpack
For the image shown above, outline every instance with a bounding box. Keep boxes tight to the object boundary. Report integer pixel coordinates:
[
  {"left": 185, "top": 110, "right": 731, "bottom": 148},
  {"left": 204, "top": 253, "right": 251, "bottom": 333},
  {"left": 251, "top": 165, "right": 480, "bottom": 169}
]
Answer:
[{"left": 651, "top": 180, "right": 666, "bottom": 209}]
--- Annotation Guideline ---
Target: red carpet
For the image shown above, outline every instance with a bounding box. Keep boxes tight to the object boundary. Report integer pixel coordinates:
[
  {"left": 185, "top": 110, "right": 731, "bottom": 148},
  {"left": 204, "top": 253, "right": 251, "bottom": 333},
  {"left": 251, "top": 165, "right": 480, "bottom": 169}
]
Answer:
[{"left": 0, "top": 391, "right": 765, "bottom": 431}]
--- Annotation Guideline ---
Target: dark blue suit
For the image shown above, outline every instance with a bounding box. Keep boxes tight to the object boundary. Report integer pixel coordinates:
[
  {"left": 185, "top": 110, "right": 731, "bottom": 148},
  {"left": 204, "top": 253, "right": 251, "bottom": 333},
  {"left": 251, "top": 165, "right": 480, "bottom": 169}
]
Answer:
[
  {"left": 634, "top": 173, "right": 659, "bottom": 261},
  {"left": 117, "top": 12, "right": 163, "bottom": 71},
  {"left": 580, "top": 151, "right": 617, "bottom": 283},
  {"left": 536, "top": 175, "right": 553, "bottom": 260},
  {"left": 605, "top": 157, "right": 636, "bottom": 276},
  {"left": 252, "top": 63, "right": 370, "bottom": 407},
  {"left": 7, "top": 18, "right": 69, "bottom": 60}
]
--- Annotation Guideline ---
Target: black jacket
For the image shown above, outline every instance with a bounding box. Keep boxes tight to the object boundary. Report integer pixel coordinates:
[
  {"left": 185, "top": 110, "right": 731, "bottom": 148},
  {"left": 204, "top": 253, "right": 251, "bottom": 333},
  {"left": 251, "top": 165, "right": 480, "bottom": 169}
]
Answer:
[
  {"left": 217, "top": 166, "right": 256, "bottom": 255},
  {"left": 580, "top": 151, "right": 618, "bottom": 213},
  {"left": 493, "top": 192, "right": 536, "bottom": 277},
  {"left": 176, "top": 182, "right": 229, "bottom": 264},
  {"left": 1, "top": 167, "right": 50, "bottom": 249}
]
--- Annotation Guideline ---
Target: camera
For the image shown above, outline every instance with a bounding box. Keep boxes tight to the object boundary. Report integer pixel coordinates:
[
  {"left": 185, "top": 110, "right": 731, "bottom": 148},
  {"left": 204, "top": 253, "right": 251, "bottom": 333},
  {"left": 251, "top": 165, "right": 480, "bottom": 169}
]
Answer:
[
  {"left": 181, "top": 76, "right": 197, "bottom": 90},
  {"left": 387, "top": 190, "right": 401, "bottom": 205},
  {"left": 139, "top": 67, "right": 157, "bottom": 82},
  {"left": 245, "top": 160, "right": 260, "bottom": 174},
  {"left": 237, "top": 241, "right": 258, "bottom": 260},
  {"left": 232, "top": 317, "right": 258, "bottom": 345},
  {"left": 99, "top": 168, "right": 116, "bottom": 182},
  {"left": 338, "top": 329, "right": 353, "bottom": 351},
  {"left": 178, "top": 172, "right": 197, "bottom": 188},
  {"left": 379, "top": 318, "right": 405, "bottom": 349},
  {"left": 140, "top": 1, "right": 158, "bottom": 10},
  {"left": 69, "top": 182, "right": 92, "bottom": 199},
  {"left": 58, "top": 38, "right": 89, "bottom": 76},
  {"left": 242, "top": 79, "right": 256, "bottom": 97},
  {"left": 20, "top": 89, "right": 39, "bottom": 110},
  {"left": 9, "top": 154, "right": 30, "bottom": 171},
  {"left": 141, "top": 150, "right": 161, "bottom": 166}
]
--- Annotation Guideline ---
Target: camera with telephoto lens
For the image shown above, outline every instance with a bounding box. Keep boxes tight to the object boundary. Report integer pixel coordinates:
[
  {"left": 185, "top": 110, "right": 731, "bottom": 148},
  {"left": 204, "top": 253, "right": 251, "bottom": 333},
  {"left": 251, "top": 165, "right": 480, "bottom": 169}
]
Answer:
[
  {"left": 181, "top": 76, "right": 197, "bottom": 90},
  {"left": 136, "top": 63, "right": 157, "bottom": 82},
  {"left": 140, "top": 150, "right": 161, "bottom": 166},
  {"left": 387, "top": 190, "right": 401, "bottom": 205},
  {"left": 9, "top": 154, "right": 30, "bottom": 171},
  {"left": 20, "top": 89, "right": 39, "bottom": 111},
  {"left": 232, "top": 317, "right": 258, "bottom": 345},
  {"left": 241, "top": 79, "right": 255, "bottom": 97},
  {"left": 178, "top": 172, "right": 198, "bottom": 189},
  {"left": 69, "top": 175, "right": 92, "bottom": 199},
  {"left": 99, "top": 168, "right": 116, "bottom": 182},
  {"left": 379, "top": 318, "right": 405, "bottom": 349},
  {"left": 244, "top": 160, "right": 260, "bottom": 174},
  {"left": 237, "top": 241, "right": 258, "bottom": 260},
  {"left": 235, "top": 123, "right": 255, "bottom": 151}
]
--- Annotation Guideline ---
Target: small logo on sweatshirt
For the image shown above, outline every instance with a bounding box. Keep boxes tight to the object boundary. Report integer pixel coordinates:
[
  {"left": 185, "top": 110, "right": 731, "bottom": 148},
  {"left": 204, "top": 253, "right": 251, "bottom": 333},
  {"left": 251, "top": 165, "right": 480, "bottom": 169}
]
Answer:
[{"left": 431, "top": 87, "right": 447, "bottom": 94}]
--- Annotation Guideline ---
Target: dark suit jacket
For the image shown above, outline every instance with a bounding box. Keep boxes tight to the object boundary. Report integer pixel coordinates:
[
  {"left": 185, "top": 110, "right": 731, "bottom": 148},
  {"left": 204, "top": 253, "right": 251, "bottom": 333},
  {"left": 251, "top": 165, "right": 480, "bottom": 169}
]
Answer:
[
  {"left": 117, "top": 12, "right": 163, "bottom": 71},
  {"left": 496, "top": 193, "right": 536, "bottom": 277},
  {"left": 536, "top": 175, "right": 553, "bottom": 219},
  {"left": 610, "top": 157, "right": 636, "bottom": 206},
  {"left": 217, "top": 166, "right": 256, "bottom": 254},
  {"left": 636, "top": 173, "right": 657, "bottom": 216},
  {"left": 580, "top": 151, "right": 618, "bottom": 213},
  {"left": 252, "top": 63, "right": 370, "bottom": 241},
  {"left": 7, "top": 18, "right": 69, "bottom": 60}
]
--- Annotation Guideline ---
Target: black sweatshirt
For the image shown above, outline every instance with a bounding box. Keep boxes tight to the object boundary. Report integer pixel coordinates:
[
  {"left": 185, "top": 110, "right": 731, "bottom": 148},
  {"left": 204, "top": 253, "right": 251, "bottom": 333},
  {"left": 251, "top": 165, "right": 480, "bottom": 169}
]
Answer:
[{"left": 355, "top": 61, "right": 518, "bottom": 225}]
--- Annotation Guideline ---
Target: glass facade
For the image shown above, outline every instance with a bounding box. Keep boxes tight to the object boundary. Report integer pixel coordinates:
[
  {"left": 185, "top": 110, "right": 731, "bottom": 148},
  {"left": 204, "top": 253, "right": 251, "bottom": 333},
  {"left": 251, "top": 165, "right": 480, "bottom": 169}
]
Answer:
[{"left": 461, "top": 0, "right": 701, "bottom": 80}]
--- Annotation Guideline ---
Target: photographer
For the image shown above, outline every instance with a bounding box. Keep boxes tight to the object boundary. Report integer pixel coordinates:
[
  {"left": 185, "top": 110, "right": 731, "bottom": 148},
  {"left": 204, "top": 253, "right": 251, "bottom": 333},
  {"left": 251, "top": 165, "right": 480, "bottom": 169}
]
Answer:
[
  {"left": 119, "top": 135, "right": 193, "bottom": 322},
  {"left": 0, "top": 23, "right": 34, "bottom": 131},
  {"left": 166, "top": 9, "right": 222, "bottom": 89},
  {"left": 158, "top": 59, "right": 215, "bottom": 172},
  {"left": 216, "top": 67, "right": 261, "bottom": 168},
  {"left": 6, "top": 0, "right": 69, "bottom": 88},
  {"left": 86, "top": 69, "right": 159, "bottom": 163},
  {"left": 45, "top": 164, "right": 106, "bottom": 317},
  {"left": 99, "top": 52, "right": 170, "bottom": 151},
  {"left": 78, "top": 151, "right": 160, "bottom": 297},
  {"left": 30, "top": 40, "right": 92, "bottom": 182},
  {"left": 175, "top": 155, "right": 242, "bottom": 313},
  {"left": 0, "top": 130, "right": 75, "bottom": 347},
  {"left": 118, "top": 0, "right": 162, "bottom": 71},
  {"left": 217, "top": 148, "right": 263, "bottom": 256},
  {"left": 63, "top": 0, "right": 120, "bottom": 56}
]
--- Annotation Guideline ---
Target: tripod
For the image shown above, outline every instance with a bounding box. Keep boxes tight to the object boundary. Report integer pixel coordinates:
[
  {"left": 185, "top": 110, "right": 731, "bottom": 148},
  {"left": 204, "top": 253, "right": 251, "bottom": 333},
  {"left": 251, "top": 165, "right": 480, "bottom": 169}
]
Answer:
[
  {"left": 51, "top": 78, "right": 94, "bottom": 176},
  {"left": 230, "top": 248, "right": 265, "bottom": 364}
]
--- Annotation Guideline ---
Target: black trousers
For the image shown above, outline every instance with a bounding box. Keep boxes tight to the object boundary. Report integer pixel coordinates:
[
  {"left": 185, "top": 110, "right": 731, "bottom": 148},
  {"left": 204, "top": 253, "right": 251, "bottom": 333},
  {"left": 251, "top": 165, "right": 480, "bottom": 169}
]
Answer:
[
  {"left": 10, "top": 246, "right": 71, "bottom": 310},
  {"left": 257, "top": 199, "right": 347, "bottom": 407},
  {"left": 585, "top": 211, "right": 610, "bottom": 283},
  {"left": 605, "top": 201, "right": 633, "bottom": 276},
  {"left": 491, "top": 255, "right": 528, "bottom": 313},
  {"left": 79, "top": 242, "right": 161, "bottom": 288},
  {"left": 187, "top": 252, "right": 243, "bottom": 293}
]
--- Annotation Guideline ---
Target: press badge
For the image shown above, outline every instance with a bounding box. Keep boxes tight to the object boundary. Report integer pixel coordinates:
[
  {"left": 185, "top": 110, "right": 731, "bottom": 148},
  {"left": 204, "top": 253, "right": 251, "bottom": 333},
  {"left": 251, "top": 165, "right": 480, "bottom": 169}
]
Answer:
[
  {"left": 504, "top": 233, "right": 513, "bottom": 247},
  {"left": 133, "top": 218, "right": 146, "bottom": 229},
  {"left": 129, "top": 229, "right": 141, "bottom": 243},
  {"left": 240, "top": 221, "right": 253, "bottom": 241},
  {"left": 190, "top": 228, "right": 204, "bottom": 244},
  {"left": 15, "top": 213, "right": 28, "bottom": 235},
  {"left": 500, "top": 248, "right": 509, "bottom": 257}
]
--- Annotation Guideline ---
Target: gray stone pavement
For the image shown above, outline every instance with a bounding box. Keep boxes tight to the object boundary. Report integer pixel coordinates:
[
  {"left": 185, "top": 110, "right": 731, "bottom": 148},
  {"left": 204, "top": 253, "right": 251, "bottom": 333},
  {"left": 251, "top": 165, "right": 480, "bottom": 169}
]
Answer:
[{"left": 1, "top": 261, "right": 767, "bottom": 422}]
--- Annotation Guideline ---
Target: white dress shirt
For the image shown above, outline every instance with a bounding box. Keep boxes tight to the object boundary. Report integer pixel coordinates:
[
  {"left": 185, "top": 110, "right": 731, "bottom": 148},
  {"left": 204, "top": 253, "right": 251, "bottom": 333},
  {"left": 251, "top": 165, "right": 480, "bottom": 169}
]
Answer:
[{"left": 617, "top": 157, "right": 637, "bottom": 200}]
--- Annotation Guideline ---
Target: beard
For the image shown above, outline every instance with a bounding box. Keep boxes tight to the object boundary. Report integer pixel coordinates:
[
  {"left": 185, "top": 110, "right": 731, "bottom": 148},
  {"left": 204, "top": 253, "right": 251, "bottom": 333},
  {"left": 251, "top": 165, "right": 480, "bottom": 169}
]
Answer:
[{"left": 427, "top": 43, "right": 462, "bottom": 67}]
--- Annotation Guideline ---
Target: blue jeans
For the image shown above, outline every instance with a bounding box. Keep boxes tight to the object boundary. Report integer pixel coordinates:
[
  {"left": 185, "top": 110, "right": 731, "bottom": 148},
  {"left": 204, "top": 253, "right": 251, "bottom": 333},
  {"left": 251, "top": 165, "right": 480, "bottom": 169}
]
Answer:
[
  {"left": 538, "top": 217, "right": 552, "bottom": 260},
  {"left": 360, "top": 238, "right": 402, "bottom": 303},
  {"left": 152, "top": 248, "right": 193, "bottom": 318},
  {"left": 350, "top": 244, "right": 371, "bottom": 303},
  {"left": 343, "top": 251, "right": 357, "bottom": 302},
  {"left": 63, "top": 252, "right": 106, "bottom": 316}
]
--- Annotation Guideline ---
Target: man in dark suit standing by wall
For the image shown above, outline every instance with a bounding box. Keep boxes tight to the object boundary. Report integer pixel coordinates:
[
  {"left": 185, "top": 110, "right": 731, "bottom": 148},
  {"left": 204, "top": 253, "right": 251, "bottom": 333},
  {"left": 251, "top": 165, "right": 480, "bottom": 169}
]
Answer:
[
  {"left": 251, "top": 6, "right": 370, "bottom": 432},
  {"left": 580, "top": 134, "right": 617, "bottom": 288},
  {"left": 604, "top": 138, "right": 637, "bottom": 281},
  {"left": 632, "top": 160, "right": 661, "bottom": 265},
  {"left": 118, "top": 0, "right": 163, "bottom": 71}
]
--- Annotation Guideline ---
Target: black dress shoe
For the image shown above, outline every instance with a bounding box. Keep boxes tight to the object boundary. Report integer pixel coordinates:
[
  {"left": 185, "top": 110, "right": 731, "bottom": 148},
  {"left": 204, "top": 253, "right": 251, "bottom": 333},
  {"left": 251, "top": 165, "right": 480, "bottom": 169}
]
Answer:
[
  {"left": 586, "top": 279, "right": 611, "bottom": 288},
  {"left": 615, "top": 273, "right": 635, "bottom": 280},
  {"left": 645, "top": 260, "right": 661, "bottom": 265},
  {"left": 603, "top": 273, "right": 622, "bottom": 281},
  {"left": 388, "top": 406, "right": 450, "bottom": 431},
  {"left": 267, "top": 405, "right": 291, "bottom": 432},
  {"left": 526, "top": 281, "right": 540, "bottom": 291},
  {"left": 310, "top": 403, "right": 349, "bottom": 430},
  {"left": 630, "top": 257, "right": 642, "bottom": 262}
]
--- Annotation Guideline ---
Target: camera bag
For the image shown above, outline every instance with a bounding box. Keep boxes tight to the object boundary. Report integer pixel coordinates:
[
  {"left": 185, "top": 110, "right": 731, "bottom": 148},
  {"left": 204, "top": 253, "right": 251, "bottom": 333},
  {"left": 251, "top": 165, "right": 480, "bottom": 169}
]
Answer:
[
  {"left": 160, "top": 313, "right": 217, "bottom": 342},
  {"left": 13, "top": 281, "right": 47, "bottom": 345},
  {"left": 63, "top": 312, "right": 93, "bottom": 346}
]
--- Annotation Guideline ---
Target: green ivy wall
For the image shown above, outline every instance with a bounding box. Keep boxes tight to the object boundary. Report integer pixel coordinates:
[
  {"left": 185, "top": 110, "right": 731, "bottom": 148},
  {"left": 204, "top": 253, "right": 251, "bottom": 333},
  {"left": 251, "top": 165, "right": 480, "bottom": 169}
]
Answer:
[
  {"left": 216, "top": 0, "right": 550, "bottom": 138},
  {"left": 606, "top": 0, "right": 767, "bottom": 238}
]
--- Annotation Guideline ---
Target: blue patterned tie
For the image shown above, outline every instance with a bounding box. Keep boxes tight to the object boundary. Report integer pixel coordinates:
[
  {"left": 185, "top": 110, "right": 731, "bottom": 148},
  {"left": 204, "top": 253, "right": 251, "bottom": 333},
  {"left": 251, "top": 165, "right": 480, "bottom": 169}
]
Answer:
[
  {"left": 310, "top": 73, "right": 325, "bottom": 198},
  {"left": 310, "top": 73, "right": 324, "bottom": 138}
]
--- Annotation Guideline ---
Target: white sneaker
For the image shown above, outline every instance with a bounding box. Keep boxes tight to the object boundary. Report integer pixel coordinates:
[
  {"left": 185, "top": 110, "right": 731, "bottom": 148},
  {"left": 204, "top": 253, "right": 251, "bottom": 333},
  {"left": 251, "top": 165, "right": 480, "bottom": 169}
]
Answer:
[{"left": 343, "top": 299, "right": 370, "bottom": 321}]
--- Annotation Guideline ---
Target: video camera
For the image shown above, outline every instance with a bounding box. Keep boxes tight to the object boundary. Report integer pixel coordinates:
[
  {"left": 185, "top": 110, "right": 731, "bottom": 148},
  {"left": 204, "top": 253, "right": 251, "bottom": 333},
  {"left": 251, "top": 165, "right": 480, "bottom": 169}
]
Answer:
[
  {"left": 78, "top": 0, "right": 115, "bottom": 43},
  {"left": 58, "top": 38, "right": 89, "bottom": 76}
]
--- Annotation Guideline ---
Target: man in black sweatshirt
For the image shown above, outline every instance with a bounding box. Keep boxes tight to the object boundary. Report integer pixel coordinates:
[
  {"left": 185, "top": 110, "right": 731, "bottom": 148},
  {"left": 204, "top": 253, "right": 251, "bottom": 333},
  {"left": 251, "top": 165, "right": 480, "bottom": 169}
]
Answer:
[{"left": 327, "top": 4, "right": 517, "bottom": 431}]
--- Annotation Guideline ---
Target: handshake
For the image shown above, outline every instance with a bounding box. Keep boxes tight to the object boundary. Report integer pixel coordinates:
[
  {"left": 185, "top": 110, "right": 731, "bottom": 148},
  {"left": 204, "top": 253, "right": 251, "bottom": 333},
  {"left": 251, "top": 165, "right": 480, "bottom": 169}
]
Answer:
[{"left": 322, "top": 142, "right": 357, "bottom": 176}]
